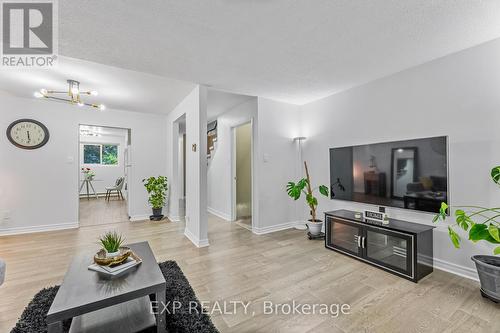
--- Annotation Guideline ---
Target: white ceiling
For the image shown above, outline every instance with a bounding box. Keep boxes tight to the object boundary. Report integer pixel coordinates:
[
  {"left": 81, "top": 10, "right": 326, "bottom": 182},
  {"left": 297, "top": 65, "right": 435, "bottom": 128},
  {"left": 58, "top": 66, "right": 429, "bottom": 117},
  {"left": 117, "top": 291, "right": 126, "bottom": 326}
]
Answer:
[
  {"left": 0, "top": 56, "right": 195, "bottom": 114},
  {"left": 207, "top": 89, "right": 253, "bottom": 121},
  {"left": 57, "top": 0, "right": 500, "bottom": 105}
]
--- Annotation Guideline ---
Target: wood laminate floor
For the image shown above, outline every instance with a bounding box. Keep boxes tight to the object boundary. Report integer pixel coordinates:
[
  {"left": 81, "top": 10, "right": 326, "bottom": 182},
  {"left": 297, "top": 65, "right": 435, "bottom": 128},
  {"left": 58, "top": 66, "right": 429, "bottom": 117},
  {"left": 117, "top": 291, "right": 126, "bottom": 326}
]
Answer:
[
  {"left": 79, "top": 197, "right": 128, "bottom": 227},
  {"left": 0, "top": 215, "right": 499, "bottom": 332}
]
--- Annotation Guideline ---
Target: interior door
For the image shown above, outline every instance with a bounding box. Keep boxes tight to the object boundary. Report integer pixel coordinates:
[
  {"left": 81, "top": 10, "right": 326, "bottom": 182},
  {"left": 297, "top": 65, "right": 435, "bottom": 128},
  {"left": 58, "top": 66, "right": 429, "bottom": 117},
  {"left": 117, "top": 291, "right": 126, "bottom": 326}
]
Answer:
[
  {"left": 326, "top": 217, "right": 363, "bottom": 257},
  {"left": 363, "top": 226, "right": 413, "bottom": 278}
]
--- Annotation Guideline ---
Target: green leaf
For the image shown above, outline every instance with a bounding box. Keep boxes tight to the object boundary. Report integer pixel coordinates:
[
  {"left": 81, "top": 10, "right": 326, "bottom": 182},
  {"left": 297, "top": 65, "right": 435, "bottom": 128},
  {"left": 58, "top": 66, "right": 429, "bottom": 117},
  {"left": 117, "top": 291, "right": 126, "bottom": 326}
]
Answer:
[
  {"left": 494, "top": 246, "right": 500, "bottom": 255},
  {"left": 448, "top": 226, "right": 461, "bottom": 249},
  {"left": 432, "top": 215, "right": 439, "bottom": 223},
  {"left": 306, "top": 193, "right": 317, "bottom": 207},
  {"left": 491, "top": 166, "right": 500, "bottom": 185},
  {"left": 488, "top": 225, "right": 500, "bottom": 242},
  {"left": 286, "top": 182, "right": 301, "bottom": 200},
  {"left": 468, "top": 224, "right": 499, "bottom": 243},
  {"left": 436, "top": 202, "right": 449, "bottom": 221},
  {"left": 318, "top": 185, "right": 329, "bottom": 197}
]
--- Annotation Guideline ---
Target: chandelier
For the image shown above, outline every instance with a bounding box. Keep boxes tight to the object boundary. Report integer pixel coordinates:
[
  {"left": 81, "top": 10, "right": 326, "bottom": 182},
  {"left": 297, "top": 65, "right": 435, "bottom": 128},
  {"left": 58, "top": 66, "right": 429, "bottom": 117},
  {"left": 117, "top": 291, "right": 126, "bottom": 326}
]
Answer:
[{"left": 34, "top": 79, "right": 106, "bottom": 110}]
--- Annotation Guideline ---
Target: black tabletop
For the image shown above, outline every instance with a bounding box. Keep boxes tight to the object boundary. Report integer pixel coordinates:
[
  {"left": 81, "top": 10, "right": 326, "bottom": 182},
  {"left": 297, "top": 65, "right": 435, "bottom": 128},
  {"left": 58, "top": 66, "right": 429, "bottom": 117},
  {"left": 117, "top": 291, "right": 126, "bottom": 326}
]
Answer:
[
  {"left": 325, "top": 209, "right": 436, "bottom": 234},
  {"left": 47, "top": 241, "right": 165, "bottom": 322}
]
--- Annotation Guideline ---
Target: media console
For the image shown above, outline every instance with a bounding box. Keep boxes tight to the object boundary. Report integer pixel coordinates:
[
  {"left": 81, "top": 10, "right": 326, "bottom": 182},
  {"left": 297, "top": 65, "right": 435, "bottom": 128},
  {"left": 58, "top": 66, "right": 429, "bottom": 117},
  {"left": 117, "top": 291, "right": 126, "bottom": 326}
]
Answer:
[{"left": 325, "top": 210, "right": 435, "bottom": 282}]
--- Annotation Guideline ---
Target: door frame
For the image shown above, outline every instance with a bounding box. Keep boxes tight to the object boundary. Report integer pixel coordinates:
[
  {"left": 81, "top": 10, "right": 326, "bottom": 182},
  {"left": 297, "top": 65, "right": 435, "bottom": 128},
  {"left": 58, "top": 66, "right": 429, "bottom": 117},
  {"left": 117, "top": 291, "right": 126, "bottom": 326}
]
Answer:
[
  {"left": 230, "top": 119, "right": 254, "bottom": 226},
  {"left": 77, "top": 124, "right": 132, "bottom": 225}
]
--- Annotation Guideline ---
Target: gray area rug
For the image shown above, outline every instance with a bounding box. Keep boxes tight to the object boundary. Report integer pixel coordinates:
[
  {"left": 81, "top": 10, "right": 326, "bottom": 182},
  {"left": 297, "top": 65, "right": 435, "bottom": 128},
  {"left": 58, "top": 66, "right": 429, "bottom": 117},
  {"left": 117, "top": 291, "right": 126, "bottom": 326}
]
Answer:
[{"left": 11, "top": 261, "right": 219, "bottom": 333}]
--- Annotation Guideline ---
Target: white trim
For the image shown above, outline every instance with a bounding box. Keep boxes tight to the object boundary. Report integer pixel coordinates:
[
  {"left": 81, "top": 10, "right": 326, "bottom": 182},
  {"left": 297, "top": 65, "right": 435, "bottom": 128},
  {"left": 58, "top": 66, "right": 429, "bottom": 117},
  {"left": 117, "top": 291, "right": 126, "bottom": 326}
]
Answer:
[
  {"left": 129, "top": 215, "right": 149, "bottom": 222},
  {"left": 252, "top": 221, "right": 298, "bottom": 235},
  {"left": 433, "top": 257, "right": 479, "bottom": 281},
  {"left": 168, "top": 215, "right": 181, "bottom": 222},
  {"left": 207, "top": 207, "right": 231, "bottom": 221},
  {"left": 184, "top": 227, "right": 210, "bottom": 247},
  {"left": 0, "top": 222, "right": 79, "bottom": 236}
]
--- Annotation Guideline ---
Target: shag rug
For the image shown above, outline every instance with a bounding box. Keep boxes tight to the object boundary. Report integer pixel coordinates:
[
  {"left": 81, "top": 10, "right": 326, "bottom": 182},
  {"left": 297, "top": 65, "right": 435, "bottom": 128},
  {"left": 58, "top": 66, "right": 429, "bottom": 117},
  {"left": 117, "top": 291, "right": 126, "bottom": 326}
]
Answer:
[{"left": 11, "top": 261, "right": 219, "bottom": 333}]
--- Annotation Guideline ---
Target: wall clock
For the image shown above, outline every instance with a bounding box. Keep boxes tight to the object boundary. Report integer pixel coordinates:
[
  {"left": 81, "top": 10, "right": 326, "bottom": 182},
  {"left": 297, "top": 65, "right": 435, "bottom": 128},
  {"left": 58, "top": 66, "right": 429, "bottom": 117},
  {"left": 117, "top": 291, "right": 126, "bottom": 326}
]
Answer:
[{"left": 6, "top": 119, "right": 50, "bottom": 149}]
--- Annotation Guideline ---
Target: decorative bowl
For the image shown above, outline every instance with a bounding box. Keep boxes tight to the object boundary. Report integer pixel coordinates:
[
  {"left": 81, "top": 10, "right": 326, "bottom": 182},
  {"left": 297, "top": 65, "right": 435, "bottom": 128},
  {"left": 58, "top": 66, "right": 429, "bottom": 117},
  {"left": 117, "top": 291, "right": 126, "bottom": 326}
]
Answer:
[{"left": 94, "top": 246, "right": 131, "bottom": 266}]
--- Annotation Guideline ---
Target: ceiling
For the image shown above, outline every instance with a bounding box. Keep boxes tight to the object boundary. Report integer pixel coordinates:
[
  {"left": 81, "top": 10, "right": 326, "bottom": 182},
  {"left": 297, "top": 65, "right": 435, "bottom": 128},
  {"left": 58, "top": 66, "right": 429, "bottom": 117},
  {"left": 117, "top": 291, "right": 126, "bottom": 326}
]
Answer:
[
  {"left": 0, "top": 56, "right": 195, "bottom": 114},
  {"left": 207, "top": 89, "right": 253, "bottom": 121},
  {"left": 57, "top": 0, "right": 500, "bottom": 105}
]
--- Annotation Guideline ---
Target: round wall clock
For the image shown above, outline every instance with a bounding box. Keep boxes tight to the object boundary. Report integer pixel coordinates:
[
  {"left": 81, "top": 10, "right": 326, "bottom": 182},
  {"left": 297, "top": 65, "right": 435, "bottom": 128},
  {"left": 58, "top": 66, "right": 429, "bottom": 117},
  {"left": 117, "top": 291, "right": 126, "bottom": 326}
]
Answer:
[{"left": 6, "top": 119, "right": 50, "bottom": 149}]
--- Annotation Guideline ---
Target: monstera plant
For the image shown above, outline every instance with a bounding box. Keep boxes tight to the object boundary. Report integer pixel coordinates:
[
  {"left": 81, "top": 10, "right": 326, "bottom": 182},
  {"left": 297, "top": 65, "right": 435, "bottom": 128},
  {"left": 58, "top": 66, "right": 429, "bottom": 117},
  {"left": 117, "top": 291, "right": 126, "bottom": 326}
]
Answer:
[
  {"left": 433, "top": 166, "right": 500, "bottom": 255},
  {"left": 434, "top": 166, "right": 500, "bottom": 303},
  {"left": 286, "top": 161, "right": 329, "bottom": 235}
]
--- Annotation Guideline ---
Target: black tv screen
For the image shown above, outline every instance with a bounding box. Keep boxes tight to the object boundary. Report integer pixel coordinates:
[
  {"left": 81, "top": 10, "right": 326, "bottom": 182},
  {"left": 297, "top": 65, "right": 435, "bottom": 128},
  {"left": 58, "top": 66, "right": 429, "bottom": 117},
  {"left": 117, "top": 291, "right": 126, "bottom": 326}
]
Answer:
[{"left": 329, "top": 136, "right": 448, "bottom": 213}]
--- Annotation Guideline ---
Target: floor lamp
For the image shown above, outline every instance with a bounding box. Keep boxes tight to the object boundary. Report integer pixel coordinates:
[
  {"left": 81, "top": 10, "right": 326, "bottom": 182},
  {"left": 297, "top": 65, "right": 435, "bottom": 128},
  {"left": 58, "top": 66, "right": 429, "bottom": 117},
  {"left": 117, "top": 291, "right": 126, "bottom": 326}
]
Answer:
[{"left": 293, "top": 136, "right": 307, "bottom": 230}]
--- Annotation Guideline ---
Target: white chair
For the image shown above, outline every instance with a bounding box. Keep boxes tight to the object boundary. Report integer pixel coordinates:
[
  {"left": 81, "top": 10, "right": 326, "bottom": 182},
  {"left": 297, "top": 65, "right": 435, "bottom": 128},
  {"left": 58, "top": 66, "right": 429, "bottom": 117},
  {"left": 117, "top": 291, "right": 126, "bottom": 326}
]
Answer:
[
  {"left": 105, "top": 177, "right": 125, "bottom": 201},
  {"left": 0, "top": 259, "right": 5, "bottom": 286}
]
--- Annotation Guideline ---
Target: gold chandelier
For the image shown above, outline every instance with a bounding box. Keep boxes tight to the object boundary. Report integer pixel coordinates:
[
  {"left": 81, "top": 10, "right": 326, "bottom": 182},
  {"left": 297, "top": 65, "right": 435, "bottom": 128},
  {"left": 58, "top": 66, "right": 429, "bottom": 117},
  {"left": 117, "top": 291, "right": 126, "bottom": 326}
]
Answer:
[{"left": 34, "top": 79, "right": 106, "bottom": 110}]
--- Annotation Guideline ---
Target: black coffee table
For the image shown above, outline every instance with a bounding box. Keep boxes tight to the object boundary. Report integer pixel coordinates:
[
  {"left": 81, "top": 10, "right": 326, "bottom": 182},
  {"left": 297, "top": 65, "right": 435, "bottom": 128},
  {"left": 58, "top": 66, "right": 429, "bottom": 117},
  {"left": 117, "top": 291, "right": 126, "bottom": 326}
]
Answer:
[{"left": 47, "top": 242, "right": 166, "bottom": 333}]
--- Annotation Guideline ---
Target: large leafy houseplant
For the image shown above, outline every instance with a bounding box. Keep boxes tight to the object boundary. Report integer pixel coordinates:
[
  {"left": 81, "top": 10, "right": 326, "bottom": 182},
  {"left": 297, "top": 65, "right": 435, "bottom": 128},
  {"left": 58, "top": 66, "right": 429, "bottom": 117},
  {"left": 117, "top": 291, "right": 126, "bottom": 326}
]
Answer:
[
  {"left": 143, "top": 176, "right": 168, "bottom": 210},
  {"left": 433, "top": 166, "right": 500, "bottom": 255},
  {"left": 286, "top": 161, "right": 329, "bottom": 223}
]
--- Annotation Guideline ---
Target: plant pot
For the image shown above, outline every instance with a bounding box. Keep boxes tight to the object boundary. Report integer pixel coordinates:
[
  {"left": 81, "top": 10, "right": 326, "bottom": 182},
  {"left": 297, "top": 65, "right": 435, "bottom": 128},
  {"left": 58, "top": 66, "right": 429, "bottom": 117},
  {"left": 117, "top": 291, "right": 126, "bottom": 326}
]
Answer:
[
  {"left": 472, "top": 255, "right": 500, "bottom": 303},
  {"left": 307, "top": 219, "right": 323, "bottom": 236},
  {"left": 152, "top": 207, "right": 163, "bottom": 217},
  {"left": 105, "top": 250, "right": 120, "bottom": 258}
]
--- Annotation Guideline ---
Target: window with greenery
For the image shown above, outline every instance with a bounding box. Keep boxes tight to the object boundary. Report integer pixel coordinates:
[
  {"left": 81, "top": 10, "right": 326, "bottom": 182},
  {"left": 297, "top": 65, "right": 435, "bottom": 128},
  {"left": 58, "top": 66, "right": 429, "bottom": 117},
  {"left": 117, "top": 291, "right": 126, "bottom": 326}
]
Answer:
[
  {"left": 102, "top": 145, "right": 118, "bottom": 165},
  {"left": 83, "top": 144, "right": 118, "bottom": 165}
]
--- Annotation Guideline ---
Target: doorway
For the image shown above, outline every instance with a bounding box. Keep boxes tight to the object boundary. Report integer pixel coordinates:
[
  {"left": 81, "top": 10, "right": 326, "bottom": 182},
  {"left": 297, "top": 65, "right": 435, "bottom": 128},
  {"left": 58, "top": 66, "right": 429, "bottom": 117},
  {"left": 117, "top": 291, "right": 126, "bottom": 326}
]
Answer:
[
  {"left": 232, "top": 122, "right": 252, "bottom": 230},
  {"left": 78, "top": 125, "right": 130, "bottom": 227}
]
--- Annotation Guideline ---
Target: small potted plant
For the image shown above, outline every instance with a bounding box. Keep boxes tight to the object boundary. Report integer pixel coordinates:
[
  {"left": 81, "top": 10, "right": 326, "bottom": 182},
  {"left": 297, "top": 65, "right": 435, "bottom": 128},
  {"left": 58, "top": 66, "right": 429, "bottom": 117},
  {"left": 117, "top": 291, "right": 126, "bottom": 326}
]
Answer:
[
  {"left": 286, "top": 161, "right": 329, "bottom": 235},
  {"left": 81, "top": 167, "right": 95, "bottom": 181},
  {"left": 143, "top": 176, "right": 168, "bottom": 216},
  {"left": 433, "top": 166, "right": 500, "bottom": 302},
  {"left": 98, "top": 231, "right": 124, "bottom": 258}
]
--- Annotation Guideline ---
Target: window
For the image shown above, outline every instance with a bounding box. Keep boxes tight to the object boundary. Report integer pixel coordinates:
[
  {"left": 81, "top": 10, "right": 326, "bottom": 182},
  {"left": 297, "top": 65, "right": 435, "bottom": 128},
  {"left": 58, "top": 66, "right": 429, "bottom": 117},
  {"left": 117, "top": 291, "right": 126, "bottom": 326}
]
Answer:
[{"left": 83, "top": 144, "right": 118, "bottom": 165}]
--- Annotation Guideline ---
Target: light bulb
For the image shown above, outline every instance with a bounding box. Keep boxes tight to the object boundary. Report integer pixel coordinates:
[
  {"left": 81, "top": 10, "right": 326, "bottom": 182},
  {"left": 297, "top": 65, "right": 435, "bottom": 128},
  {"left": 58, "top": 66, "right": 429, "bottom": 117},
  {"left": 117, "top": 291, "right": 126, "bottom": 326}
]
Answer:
[
  {"left": 71, "top": 87, "right": 79, "bottom": 95},
  {"left": 90, "top": 90, "right": 98, "bottom": 96},
  {"left": 77, "top": 102, "right": 84, "bottom": 107},
  {"left": 99, "top": 104, "right": 106, "bottom": 111},
  {"left": 40, "top": 88, "right": 47, "bottom": 95},
  {"left": 34, "top": 91, "right": 43, "bottom": 98}
]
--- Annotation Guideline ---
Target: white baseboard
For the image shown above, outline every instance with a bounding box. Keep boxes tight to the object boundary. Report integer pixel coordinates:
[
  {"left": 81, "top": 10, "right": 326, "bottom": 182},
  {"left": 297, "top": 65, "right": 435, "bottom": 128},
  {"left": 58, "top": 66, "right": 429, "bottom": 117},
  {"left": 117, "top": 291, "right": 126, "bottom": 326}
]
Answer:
[
  {"left": 184, "top": 227, "right": 209, "bottom": 247},
  {"left": 129, "top": 215, "right": 149, "bottom": 222},
  {"left": 433, "top": 257, "right": 479, "bottom": 281},
  {"left": 168, "top": 215, "right": 181, "bottom": 222},
  {"left": 207, "top": 207, "right": 231, "bottom": 221},
  {"left": 252, "top": 221, "right": 298, "bottom": 235},
  {"left": 0, "top": 222, "right": 79, "bottom": 236}
]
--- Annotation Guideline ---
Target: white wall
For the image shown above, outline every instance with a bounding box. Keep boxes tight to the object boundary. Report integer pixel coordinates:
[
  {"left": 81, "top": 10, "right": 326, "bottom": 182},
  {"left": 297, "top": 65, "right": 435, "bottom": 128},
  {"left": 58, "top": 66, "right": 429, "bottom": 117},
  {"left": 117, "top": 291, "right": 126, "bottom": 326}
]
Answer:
[
  {"left": 79, "top": 130, "right": 127, "bottom": 194},
  {"left": 300, "top": 38, "right": 500, "bottom": 280},
  {"left": 207, "top": 98, "right": 258, "bottom": 221},
  {"left": 0, "top": 92, "right": 167, "bottom": 235},
  {"left": 256, "top": 98, "right": 301, "bottom": 233},
  {"left": 166, "top": 86, "right": 209, "bottom": 247}
]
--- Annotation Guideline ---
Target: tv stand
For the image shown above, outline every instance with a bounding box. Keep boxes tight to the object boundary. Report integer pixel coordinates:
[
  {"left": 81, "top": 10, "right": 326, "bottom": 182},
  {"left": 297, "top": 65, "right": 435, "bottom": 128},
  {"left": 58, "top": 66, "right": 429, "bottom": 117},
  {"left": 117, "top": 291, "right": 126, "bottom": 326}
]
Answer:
[{"left": 325, "top": 210, "right": 434, "bottom": 282}]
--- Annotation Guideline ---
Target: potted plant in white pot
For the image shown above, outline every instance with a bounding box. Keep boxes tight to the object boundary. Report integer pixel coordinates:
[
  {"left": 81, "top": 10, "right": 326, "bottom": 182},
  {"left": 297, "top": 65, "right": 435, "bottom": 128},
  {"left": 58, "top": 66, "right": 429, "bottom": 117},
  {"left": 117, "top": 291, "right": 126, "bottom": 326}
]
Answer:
[
  {"left": 98, "top": 231, "right": 124, "bottom": 258},
  {"left": 286, "top": 161, "right": 329, "bottom": 235},
  {"left": 143, "top": 176, "right": 168, "bottom": 216},
  {"left": 433, "top": 166, "right": 500, "bottom": 303}
]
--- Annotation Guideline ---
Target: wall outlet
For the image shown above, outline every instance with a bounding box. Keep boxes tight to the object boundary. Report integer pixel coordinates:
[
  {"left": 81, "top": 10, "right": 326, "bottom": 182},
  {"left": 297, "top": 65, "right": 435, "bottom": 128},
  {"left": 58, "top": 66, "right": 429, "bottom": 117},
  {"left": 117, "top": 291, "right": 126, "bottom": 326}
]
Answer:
[{"left": 2, "top": 210, "right": 11, "bottom": 222}]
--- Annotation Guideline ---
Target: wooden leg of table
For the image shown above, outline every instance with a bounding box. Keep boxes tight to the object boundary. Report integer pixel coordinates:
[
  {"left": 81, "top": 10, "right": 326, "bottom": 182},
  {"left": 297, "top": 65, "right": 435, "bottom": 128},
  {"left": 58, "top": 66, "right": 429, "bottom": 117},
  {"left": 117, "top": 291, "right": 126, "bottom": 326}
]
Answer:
[
  {"left": 48, "top": 321, "right": 62, "bottom": 333},
  {"left": 156, "top": 289, "right": 166, "bottom": 333}
]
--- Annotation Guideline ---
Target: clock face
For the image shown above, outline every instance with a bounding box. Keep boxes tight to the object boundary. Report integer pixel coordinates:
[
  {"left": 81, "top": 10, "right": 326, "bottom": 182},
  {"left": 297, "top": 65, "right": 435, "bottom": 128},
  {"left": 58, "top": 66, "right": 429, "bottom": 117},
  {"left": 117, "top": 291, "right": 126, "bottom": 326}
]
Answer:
[{"left": 6, "top": 119, "right": 49, "bottom": 149}]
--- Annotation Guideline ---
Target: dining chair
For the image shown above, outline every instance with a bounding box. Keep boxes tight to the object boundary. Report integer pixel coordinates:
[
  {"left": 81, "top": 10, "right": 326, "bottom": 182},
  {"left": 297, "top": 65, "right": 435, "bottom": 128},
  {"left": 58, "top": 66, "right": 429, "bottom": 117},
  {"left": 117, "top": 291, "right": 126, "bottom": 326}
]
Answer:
[{"left": 105, "top": 177, "right": 125, "bottom": 201}]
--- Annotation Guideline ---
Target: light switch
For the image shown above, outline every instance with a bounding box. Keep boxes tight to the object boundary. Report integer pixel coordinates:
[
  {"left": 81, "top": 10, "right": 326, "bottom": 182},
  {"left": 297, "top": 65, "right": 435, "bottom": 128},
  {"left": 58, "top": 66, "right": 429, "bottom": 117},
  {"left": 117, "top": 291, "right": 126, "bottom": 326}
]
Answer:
[
  {"left": 66, "top": 156, "right": 74, "bottom": 164},
  {"left": 263, "top": 153, "right": 270, "bottom": 163}
]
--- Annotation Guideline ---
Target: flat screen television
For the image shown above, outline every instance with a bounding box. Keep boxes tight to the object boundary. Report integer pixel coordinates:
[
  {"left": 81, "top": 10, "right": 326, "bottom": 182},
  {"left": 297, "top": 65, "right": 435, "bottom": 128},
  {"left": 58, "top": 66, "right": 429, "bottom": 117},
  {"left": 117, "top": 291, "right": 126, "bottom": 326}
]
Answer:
[{"left": 329, "top": 136, "right": 448, "bottom": 214}]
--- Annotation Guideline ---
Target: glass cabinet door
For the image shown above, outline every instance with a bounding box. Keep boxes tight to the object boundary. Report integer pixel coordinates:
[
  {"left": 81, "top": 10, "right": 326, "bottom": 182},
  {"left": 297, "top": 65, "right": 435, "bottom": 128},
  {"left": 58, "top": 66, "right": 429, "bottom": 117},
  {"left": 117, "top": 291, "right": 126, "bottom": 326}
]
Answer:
[
  {"left": 364, "top": 226, "right": 413, "bottom": 277},
  {"left": 326, "top": 217, "right": 363, "bottom": 256}
]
